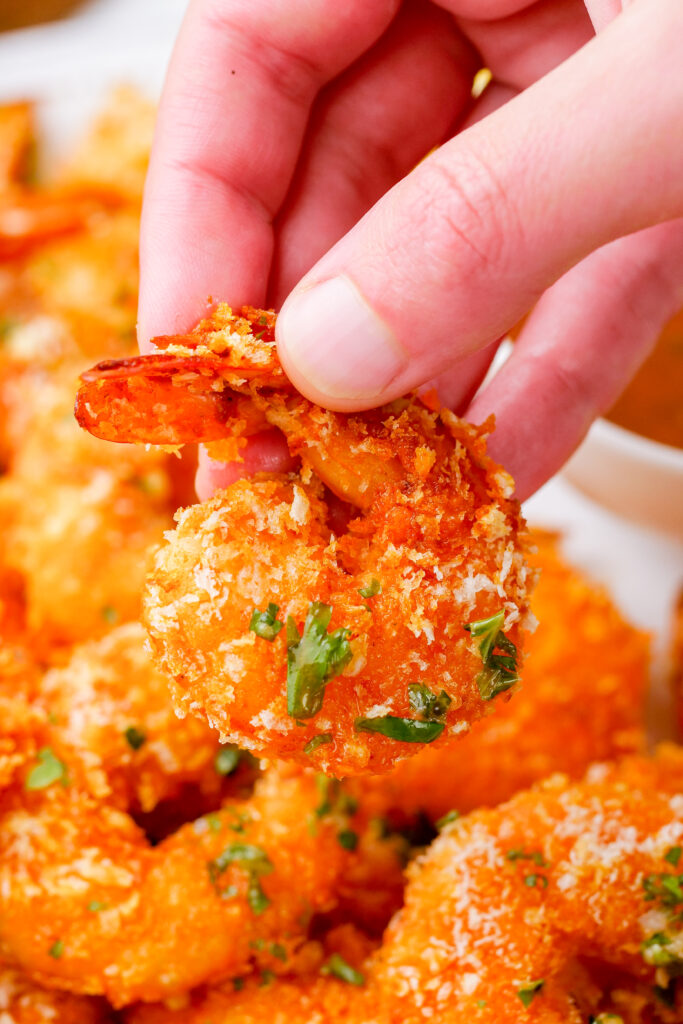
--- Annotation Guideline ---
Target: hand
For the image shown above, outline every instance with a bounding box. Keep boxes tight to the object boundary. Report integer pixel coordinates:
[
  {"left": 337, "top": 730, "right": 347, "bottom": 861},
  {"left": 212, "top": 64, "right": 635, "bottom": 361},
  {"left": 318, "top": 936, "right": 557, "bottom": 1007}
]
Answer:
[{"left": 138, "top": 0, "right": 683, "bottom": 501}]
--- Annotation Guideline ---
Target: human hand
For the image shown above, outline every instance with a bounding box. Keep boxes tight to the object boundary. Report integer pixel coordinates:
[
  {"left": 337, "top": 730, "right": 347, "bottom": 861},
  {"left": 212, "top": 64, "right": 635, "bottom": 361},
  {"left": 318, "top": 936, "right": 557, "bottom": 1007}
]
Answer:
[{"left": 138, "top": 0, "right": 683, "bottom": 502}]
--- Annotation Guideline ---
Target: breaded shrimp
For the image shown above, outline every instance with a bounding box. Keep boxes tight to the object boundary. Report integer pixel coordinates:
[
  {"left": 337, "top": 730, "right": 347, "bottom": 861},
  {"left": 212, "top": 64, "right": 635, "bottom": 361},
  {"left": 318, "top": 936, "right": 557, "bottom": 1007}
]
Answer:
[
  {"left": 0, "top": 766, "right": 352, "bottom": 1007},
  {"left": 358, "top": 531, "right": 649, "bottom": 822},
  {"left": 39, "top": 623, "right": 228, "bottom": 814},
  {"left": 0, "top": 967, "right": 113, "bottom": 1023},
  {"left": 76, "top": 305, "right": 533, "bottom": 775}
]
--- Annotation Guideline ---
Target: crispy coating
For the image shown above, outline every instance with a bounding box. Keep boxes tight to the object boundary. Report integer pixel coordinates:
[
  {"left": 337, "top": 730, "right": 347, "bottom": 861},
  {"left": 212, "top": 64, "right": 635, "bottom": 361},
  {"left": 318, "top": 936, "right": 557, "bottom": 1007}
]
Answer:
[
  {"left": 0, "top": 968, "right": 112, "bottom": 1024},
  {"left": 39, "top": 623, "right": 225, "bottom": 813},
  {"left": 359, "top": 531, "right": 649, "bottom": 821},
  {"left": 0, "top": 369, "right": 174, "bottom": 647},
  {"left": 0, "top": 767, "right": 351, "bottom": 1007},
  {"left": 77, "top": 305, "right": 533, "bottom": 774},
  {"left": 59, "top": 86, "right": 155, "bottom": 203},
  {"left": 121, "top": 750, "right": 683, "bottom": 1024},
  {"left": 0, "top": 102, "right": 35, "bottom": 188}
]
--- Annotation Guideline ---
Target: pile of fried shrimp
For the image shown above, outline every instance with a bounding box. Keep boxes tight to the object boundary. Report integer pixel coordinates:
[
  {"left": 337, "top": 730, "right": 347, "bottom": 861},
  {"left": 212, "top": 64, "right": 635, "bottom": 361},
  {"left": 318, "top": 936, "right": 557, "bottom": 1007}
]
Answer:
[{"left": 1, "top": 90, "right": 683, "bottom": 1024}]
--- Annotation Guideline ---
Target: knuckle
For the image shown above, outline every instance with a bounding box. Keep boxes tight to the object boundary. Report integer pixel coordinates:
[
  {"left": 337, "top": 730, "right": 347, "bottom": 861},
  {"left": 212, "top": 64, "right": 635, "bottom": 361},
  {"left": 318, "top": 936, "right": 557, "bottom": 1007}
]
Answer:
[{"left": 414, "top": 146, "right": 522, "bottom": 279}]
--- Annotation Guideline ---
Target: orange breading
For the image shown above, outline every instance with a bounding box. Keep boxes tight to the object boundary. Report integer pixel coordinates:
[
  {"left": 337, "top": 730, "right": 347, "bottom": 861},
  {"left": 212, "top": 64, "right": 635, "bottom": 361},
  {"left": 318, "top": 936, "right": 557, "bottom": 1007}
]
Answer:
[
  {"left": 76, "top": 305, "right": 533, "bottom": 775},
  {"left": 0, "top": 967, "right": 113, "bottom": 1023},
  {"left": 58, "top": 86, "right": 155, "bottom": 204},
  {"left": 121, "top": 749, "right": 683, "bottom": 1024},
  {"left": 38, "top": 623, "right": 227, "bottom": 814},
  {"left": 0, "top": 101, "right": 35, "bottom": 188},
  {"left": 0, "top": 767, "right": 352, "bottom": 1007},
  {"left": 357, "top": 531, "right": 649, "bottom": 822}
]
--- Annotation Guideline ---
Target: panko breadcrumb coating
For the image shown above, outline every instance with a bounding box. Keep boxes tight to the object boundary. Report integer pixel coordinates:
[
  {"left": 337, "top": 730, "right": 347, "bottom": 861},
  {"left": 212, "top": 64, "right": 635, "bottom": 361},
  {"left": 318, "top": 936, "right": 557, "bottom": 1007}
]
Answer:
[
  {"left": 0, "top": 767, "right": 352, "bottom": 1007},
  {"left": 0, "top": 968, "right": 113, "bottom": 1023},
  {"left": 77, "top": 305, "right": 534, "bottom": 774},
  {"left": 359, "top": 530, "right": 649, "bottom": 822}
]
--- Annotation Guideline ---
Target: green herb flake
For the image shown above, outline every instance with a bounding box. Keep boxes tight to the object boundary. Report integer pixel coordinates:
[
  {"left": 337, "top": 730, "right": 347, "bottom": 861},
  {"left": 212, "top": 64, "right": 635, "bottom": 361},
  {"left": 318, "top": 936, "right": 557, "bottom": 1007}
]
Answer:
[
  {"left": 358, "top": 578, "right": 381, "bottom": 599},
  {"left": 214, "top": 746, "right": 241, "bottom": 776},
  {"left": 321, "top": 953, "right": 365, "bottom": 987},
  {"left": 589, "top": 1016, "right": 625, "bottom": 1023},
  {"left": 643, "top": 871, "right": 683, "bottom": 908},
  {"left": 337, "top": 829, "right": 359, "bottom": 852},
  {"left": 48, "top": 939, "right": 64, "bottom": 959},
  {"left": 259, "top": 969, "right": 275, "bottom": 987},
  {"left": 249, "top": 603, "right": 283, "bottom": 641},
  {"left": 124, "top": 726, "right": 146, "bottom": 751},
  {"left": 257, "top": 315, "right": 268, "bottom": 326},
  {"left": 665, "top": 846, "right": 682, "bottom": 868},
  {"left": 270, "top": 942, "right": 288, "bottom": 962},
  {"left": 506, "top": 848, "right": 549, "bottom": 868},
  {"left": 26, "top": 748, "right": 68, "bottom": 791},
  {"left": 464, "top": 610, "right": 519, "bottom": 701},
  {"left": 641, "top": 931, "right": 679, "bottom": 967},
  {"left": 87, "top": 900, "right": 108, "bottom": 912},
  {"left": 304, "top": 733, "right": 333, "bottom": 756},
  {"left": 355, "top": 715, "right": 444, "bottom": 744},
  {"left": 233, "top": 976, "right": 245, "bottom": 992},
  {"left": 408, "top": 683, "right": 451, "bottom": 722},
  {"left": 101, "top": 605, "right": 119, "bottom": 625},
  {"left": 286, "top": 603, "right": 352, "bottom": 719},
  {"left": 436, "top": 810, "right": 460, "bottom": 830},
  {"left": 517, "top": 979, "right": 544, "bottom": 1007},
  {"left": 523, "top": 873, "right": 548, "bottom": 889},
  {"left": 207, "top": 842, "right": 274, "bottom": 915}
]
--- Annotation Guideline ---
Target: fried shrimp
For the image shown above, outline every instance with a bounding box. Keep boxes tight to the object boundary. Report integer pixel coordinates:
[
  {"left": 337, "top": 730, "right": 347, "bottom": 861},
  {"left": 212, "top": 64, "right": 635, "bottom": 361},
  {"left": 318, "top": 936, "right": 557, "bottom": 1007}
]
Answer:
[
  {"left": 0, "top": 968, "right": 113, "bottom": 1024},
  {"left": 120, "top": 749, "right": 683, "bottom": 1024},
  {"left": 359, "top": 531, "right": 648, "bottom": 823},
  {"left": 76, "top": 304, "right": 533, "bottom": 775},
  {"left": 0, "top": 766, "right": 351, "bottom": 1007},
  {"left": 39, "top": 623, "right": 228, "bottom": 814}
]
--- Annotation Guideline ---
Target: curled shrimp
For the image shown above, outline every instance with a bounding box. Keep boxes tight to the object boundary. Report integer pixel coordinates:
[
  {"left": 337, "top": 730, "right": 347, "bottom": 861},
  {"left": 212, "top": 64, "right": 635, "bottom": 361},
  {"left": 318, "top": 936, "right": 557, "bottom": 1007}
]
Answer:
[
  {"left": 0, "top": 765, "right": 352, "bottom": 1007},
  {"left": 126, "top": 748, "right": 683, "bottom": 1024},
  {"left": 76, "top": 304, "right": 533, "bottom": 776}
]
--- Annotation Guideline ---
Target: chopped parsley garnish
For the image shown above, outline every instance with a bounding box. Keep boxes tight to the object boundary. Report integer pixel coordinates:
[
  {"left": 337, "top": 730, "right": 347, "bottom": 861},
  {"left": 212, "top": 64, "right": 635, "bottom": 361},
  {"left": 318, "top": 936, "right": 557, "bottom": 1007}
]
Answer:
[
  {"left": 270, "top": 942, "right": 288, "bottom": 962},
  {"left": 589, "top": 1016, "right": 624, "bottom": 1023},
  {"left": 259, "top": 969, "right": 275, "bottom": 987},
  {"left": 87, "top": 901, "right": 107, "bottom": 912},
  {"left": 101, "top": 605, "right": 119, "bottom": 625},
  {"left": 286, "top": 603, "right": 352, "bottom": 719},
  {"left": 436, "top": 810, "right": 460, "bottom": 830},
  {"left": 463, "top": 610, "right": 519, "bottom": 701},
  {"left": 249, "top": 603, "right": 283, "bottom": 641},
  {"left": 214, "top": 746, "right": 241, "bottom": 776},
  {"left": 26, "top": 747, "right": 67, "bottom": 791},
  {"left": 48, "top": 939, "right": 64, "bottom": 959},
  {"left": 207, "top": 842, "right": 274, "bottom": 915},
  {"left": 321, "top": 953, "right": 365, "bottom": 986},
  {"left": 517, "top": 979, "right": 544, "bottom": 1007},
  {"left": 641, "top": 932, "right": 678, "bottom": 967},
  {"left": 257, "top": 314, "right": 268, "bottom": 325},
  {"left": 506, "top": 848, "right": 549, "bottom": 868},
  {"left": 124, "top": 726, "right": 146, "bottom": 751},
  {"left": 665, "top": 846, "right": 682, "bottom": 867},
  {"left": 355, "top": 715, "right": 444, "bottom": 744},
  {"left": 233, "top": 976, "right": 245, "bottom": 992},
  {"left": 643, "top": 871, "right": 683, "bottom": 908},
  {"left": 524, "top": 873, "right": 548, "bottom": 889},
  {"left": 408, "top": 683, "right": 451, "bottom": 721},
  {"left": 304, "top": 733, "right": 333, "bottom": 756},
  {"left": 337, "top": 829, "right": 359, "bottom": 851},
  {"left": 358, "top": 578, "right": 381, "bottom": 599}
]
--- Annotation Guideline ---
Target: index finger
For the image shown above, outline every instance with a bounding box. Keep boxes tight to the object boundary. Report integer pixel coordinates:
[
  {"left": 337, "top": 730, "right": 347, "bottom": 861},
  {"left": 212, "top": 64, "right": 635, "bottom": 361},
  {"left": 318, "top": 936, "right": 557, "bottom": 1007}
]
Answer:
[{"left": 138, "top": 0, "right": 400, "bottom": 348}]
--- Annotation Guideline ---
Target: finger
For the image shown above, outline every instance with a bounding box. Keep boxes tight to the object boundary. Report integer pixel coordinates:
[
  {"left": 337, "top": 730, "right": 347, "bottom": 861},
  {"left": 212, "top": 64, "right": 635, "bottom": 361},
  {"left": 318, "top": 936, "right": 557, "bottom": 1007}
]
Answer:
[
  {"left": 276, "top": 0, "right": 683, "bottom": 409},
  {"left": 195, "top": 431, "right": 296, "bottom": 502},
  {"left": 138, "top": 0, "right": 400, "bottom": 348},
  {"left": 454, "top": 0, "right": 594, "bottom": 88},
  {"left": 270, "top": 2, "right": 478, "bottom": 300},
  {"left": 584, "top": 0, "right": 625, "bottom": 33},
  {"left": 467, "top": 218, "right": 683, "bottom": 500}
]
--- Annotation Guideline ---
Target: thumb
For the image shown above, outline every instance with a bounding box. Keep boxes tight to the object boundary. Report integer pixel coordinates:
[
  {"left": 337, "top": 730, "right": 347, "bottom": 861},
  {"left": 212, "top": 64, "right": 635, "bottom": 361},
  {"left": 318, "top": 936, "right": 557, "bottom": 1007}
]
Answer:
[{"left": 276, "top": 0, "right": 683, "bottom": 411}]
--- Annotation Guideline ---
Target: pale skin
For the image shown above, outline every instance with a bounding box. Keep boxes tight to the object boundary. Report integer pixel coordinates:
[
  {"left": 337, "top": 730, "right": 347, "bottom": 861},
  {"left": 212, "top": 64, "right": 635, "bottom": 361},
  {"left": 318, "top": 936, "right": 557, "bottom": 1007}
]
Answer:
[{"left": 138, "top": 0, "right": 683, "bottom": 501}]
